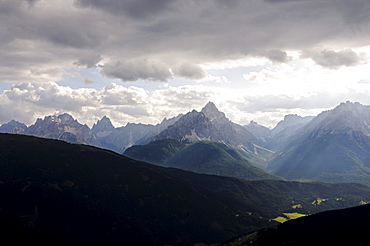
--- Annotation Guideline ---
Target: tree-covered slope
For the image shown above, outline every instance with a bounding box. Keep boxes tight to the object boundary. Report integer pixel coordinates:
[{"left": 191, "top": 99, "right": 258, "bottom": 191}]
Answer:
[
  {"left": 125, "top": 139, "right": 280, "bottom": 180},
  {"left": 124, "top": 139, "right": 186, "bottom": 165},
  {"left": 167, "top": 141, "right": 280, "bottom": 180}
]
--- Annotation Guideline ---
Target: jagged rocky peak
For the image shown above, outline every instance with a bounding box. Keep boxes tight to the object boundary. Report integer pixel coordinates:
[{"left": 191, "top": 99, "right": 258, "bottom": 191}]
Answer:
[
  {"left": 333, "top": 101, "right": 364, "bottom": 113},
  {"left": 248, "top": 120, "right": 267, "bottom": 128},
  {"left": 159, "top": 114, "right": 183, "bottom": 126},
  {"left": 307, "top": 101, "right": 370, "bottom": 135},
  {"left": 92, "top": 116, "right": 115, "bottom": 133},
  {"left": 2, "top": 120, "right": 27, "bottom": 128},
  {"left": 272, "top": 114, "right": 314, "bottom": 136},
  {"left": 245, "top": 120, "right": 271, "bottom": 139},
  {"left": 58, "top": 113, "right": 77, "bottom": 124},
  {"left": 35, "top": 113, "right": 79, "bottom": 126},
  {"left": 201, "top": 101, "right": 227, "bottom": 122},
  {"left": 0, "top": 120, "right": 28, "bottom": 134}
]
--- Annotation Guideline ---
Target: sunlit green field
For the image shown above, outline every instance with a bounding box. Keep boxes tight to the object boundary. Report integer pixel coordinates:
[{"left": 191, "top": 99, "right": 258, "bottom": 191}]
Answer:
[{"left": 273, "top": 212, "right": 307, "bottom": 223}]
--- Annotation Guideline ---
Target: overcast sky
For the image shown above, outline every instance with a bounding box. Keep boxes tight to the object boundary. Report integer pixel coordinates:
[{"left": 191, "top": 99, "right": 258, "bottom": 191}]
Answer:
[{"left": 1, "top": 0, "right": 370, "bottom": 128}]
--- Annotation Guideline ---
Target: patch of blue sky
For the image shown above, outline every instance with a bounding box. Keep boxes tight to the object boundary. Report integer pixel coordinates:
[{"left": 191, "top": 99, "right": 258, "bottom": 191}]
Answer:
[{"left": 0, "top": 82, "right": 13, "bottom": 94}]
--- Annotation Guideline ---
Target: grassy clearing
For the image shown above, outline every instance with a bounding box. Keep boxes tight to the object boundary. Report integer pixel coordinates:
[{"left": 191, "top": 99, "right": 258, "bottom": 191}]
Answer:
[
  {"left": 272, "top": 212, "right": 307, "bottom": 223},
  {"left": 283, "top": 212, "right": 307, "bottom": 220},
  {"left": 312, "top": 198, "right": 328, "bottom": 205},
  {"left": 272, "top": 216, "right": 288, "bottom": 223},
  {"left": 292, "top": 204, "right": 302, "bottom": 209}
]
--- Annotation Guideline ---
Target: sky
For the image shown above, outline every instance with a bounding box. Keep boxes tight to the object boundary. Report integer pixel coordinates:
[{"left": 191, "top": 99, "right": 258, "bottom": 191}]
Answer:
[{"left": 1, "top": 0, "right": 370, "bottom": 128}]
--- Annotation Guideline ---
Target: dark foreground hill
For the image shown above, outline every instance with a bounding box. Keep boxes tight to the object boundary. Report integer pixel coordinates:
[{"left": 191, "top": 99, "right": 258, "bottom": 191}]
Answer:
[
  {"left": 2, "top": 134, "right": 370, "bottom": 245},
  {"left": 222, "top": 203, "right": 370, "bottom": 246}
]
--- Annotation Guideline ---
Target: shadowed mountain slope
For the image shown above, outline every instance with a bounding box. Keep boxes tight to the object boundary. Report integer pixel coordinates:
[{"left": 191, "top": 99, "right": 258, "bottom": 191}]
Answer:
[{"left": 125, "top": 139, "right": 280, "bottom": 180}]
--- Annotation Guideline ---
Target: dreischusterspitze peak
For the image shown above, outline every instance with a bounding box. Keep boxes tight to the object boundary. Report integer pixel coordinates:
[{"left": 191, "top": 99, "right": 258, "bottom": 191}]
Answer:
[
  {"left": 92, "top": 116, "right": 115, "bottom": 133},
  {"left": 201, "top": 102, "right": 227, "bottom": 121},
  {"left": 201, "top": 101, "right": 218, "bottom": 112},
  {"left": 58, "top": 113, "right": 76, "bottom": 123}
]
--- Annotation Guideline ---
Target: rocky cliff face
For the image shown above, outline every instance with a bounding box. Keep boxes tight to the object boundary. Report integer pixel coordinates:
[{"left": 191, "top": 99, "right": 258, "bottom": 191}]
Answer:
[
  {"left": 154, "top": 102, "right": 260, "bottom": 157},
  {"left": 25, "top": 114, "right": 101, "bottom": 147},
  {"left": 0, "top": 120, "right": 27, "bottom": 134},
  {"left": 244, "top": 121, "right": 272, "bottom": 141},
  {"left": 91, "top": 116, "right": 115, "bottom": 138},
  {"left": 304, "top": 101, "right": 370, "bottom": 137},
  {"left": 91, "top": 114, "right": 182, "bottom": 153}
]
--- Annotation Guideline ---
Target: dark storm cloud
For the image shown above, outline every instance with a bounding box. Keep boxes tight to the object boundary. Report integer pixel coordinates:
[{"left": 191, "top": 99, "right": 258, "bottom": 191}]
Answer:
[
  {"left": 265, "top": 49, "right": 290, "bottom": 63},
  {"left": 264, "top": 0, "right": 307, "bottom": 3},
  {"left": 101, "top": 59, "right": 172, "bottom": 82},
  {"left": 1, "top": 0, "right": 370, "bottom": 83},
  {"left": 173, "top": 63, "right": 207, "bottom": 80},
  {"left": 74, "top": 54, "right": 102, "bottom": 68},
  {"left": 304, "top": 49, "right": 367, "bottom": 69},
  {"left": 74, "top": 0, "right": 173, "bottom": 19},
  {"left": 25, "top": 0, "right": 38, "bottom": 7}
]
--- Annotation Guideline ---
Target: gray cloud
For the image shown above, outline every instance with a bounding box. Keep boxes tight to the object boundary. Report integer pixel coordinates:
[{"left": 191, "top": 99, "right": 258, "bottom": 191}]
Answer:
[
  {"left": 0, "top": 82, "right": 214, "bottom": 126},
  {"left": 84, "top": 77, "right": 94, "bottom": 84},
  {"left": 74, "top": 54, "right": 102, "bottom": 68},
  {"left": 101, "top": 59, "right": 172, "bottom": 82},
  {"left": 26, "top": 0, "right": 38, "bottom": 7},
  {"left": 173, "top": 63, "right": 207, "bottom": 80},
  {"left": 264, "top": 0, "right": 306, "bottom": 3},
  {"left": 265, "top": 49, "right": 290, "bottom": 63},
  {"left": 74, "top": 0, "right": 173, "bottom": 19},
  {"left": 3, "top": 80, "right": 370, "bottom": 129},
  {"left": 304, "top": 49, "right": 367, "bottom": 69},
  {"left": 1, "top": 0, "right": 370, "bottom": 83}
]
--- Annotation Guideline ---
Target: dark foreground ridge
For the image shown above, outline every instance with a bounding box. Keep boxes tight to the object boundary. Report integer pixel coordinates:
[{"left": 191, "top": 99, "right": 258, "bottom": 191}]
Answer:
[
  {"left": 221, "top": 203, "right": 370, "bottom": 246},
  {"left": 1, "top": 133, "right": 370, "bottom": 245}
]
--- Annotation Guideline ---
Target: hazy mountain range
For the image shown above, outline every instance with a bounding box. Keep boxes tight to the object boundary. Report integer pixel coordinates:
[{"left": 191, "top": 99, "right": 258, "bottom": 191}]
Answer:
[
  {"left": 2, "top": 101, "right": 370, "bottom": 245},
  {"left": 2, "top": 101, "right": 370, "bottom": 185}
]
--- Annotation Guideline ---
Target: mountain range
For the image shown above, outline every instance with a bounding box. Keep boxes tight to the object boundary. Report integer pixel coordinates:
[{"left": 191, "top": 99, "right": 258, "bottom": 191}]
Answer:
[
  {"left": 2, "top": 101, "right": 370, "bottom": 185},
  {"left": 268, "top": 101, "right": 370, "bottom": 185},
  {"left": 2, "top": 133, "right": 370, "bottom": 246},
  {"left": 3, "top": 101, "right": 370, "bottom": 244}
]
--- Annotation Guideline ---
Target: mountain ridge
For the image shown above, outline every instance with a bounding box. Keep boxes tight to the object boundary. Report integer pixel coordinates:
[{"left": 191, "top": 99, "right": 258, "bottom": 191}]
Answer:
[
  {"left": 124, "top": 139, "right": 281, "bottom": 180},
  {"left": 2, "top": 101, "right": 370, "bottom": 185},
  {"left": 268, "top": 101, "right": 370, "bottom": 185}
]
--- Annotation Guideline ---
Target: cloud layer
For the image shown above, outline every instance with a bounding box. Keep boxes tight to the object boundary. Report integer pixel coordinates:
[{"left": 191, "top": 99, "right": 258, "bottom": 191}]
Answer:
[
  {"left": 1, "top": 0, "right": 370, "bottom": 83},
  {"left": 1, "top": 0, "right": 370, "bottom": 128}
]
